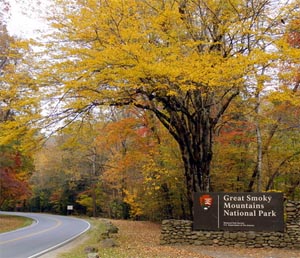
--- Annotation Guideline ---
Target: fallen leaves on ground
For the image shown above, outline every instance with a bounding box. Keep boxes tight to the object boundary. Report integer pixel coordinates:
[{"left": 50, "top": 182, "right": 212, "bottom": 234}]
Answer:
[
  {"left": 111, "top": 220, "right": 300, "bottom": 258},
  {"left": 112, "top": 220, "right": 212, "bottom": 258}
]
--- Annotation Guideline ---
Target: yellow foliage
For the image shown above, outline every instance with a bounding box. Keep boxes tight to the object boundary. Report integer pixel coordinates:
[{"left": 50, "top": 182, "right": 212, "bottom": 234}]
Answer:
[
  {"left": 123, "top": 189, "right": 143, "bottom": 218},
  {"left": 41, "top": 0, "right": 285, "bottom": 98}
]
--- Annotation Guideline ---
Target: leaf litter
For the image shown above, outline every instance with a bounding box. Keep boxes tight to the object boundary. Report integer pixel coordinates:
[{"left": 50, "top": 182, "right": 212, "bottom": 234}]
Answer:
[{"left": 111, "top": 220, "right": 300, "bottom": 258}]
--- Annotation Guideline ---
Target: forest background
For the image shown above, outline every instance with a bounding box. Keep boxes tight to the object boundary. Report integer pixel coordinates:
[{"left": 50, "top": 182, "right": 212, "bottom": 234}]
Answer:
[{"left": 0, "top": 0, "right": 299, "bottom": 221}]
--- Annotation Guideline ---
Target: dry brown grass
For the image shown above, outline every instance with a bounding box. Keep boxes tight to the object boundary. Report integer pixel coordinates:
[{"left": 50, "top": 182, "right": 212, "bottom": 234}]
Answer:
[{"left": 0, "top": 214, "right": 32, "bottom": 233}]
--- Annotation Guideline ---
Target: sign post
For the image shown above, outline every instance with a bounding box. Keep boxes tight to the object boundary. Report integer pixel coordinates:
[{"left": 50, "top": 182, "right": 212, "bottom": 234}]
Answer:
[
  {"left": 67, "top": 205, "right": 73, "bottom": 215},
  {"left": 194, "top": 192, "right": 284, "bottom": 232}
]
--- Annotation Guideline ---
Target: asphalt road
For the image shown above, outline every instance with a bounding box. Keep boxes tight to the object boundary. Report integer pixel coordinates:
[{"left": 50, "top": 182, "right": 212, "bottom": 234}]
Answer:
[{"left": 0, "top": 212, "right": 90, "bottom": 258}]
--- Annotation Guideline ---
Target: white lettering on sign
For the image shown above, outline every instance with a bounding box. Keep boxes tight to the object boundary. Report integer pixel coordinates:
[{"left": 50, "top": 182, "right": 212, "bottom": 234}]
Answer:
[
  {"left": 246, "top": 195, "right": 272, "bottom": 203},
  {"left": 224, "top": 202, "right": 264, "bottom": 209},
  {"left": 223, "top": 194, "right": 276, "bottom": 218},
  {"left": 258, "top": 210, "right": 276, "bottom": 216},
  {"left": 224, "top": 210, "right": 256, "bottom": 216},
  {"left": 223, "top": 194, "right": 272, "bottom": 203},
  {"left": 223, "top": 195, "right": 244, "bottom": 202}
]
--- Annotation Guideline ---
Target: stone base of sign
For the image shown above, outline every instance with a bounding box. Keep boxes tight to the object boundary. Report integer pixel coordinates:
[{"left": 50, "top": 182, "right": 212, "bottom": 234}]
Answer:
[{"left": 160, "top": 201, "right": 300, "bottom": 249}]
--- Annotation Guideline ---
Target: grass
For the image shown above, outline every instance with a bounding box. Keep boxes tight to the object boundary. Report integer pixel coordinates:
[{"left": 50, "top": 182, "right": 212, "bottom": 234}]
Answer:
[
  {"left": 0, "top": 214, "right": 33, "bottom": 233},
  {"left": 59, "top": 218, "right": 128, "bottom": 258}
]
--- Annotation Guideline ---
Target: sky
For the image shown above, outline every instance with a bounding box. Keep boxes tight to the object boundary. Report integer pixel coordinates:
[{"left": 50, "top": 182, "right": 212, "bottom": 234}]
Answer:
[
  {"left": 6, "top": 0, "right": 50, "bottom": 38},
  {"left": 6, "top": 0, "right": 290, "bottom": 39}
]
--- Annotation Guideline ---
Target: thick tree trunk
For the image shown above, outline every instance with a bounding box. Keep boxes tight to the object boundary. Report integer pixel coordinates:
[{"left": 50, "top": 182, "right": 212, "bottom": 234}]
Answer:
[
  {"left": 177, "top": 113, "right": 214, "bottom": 218},
  {"left": 136, "top": 88, "right": 239, "bottom": 219}
]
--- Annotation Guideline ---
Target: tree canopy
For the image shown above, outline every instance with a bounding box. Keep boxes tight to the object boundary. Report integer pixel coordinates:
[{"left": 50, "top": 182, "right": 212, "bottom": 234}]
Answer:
[
  {"left": 35, "top": 0, "right": 298, "bottom": 214},
  {"left": 1, "top": 0, "right": 299, "bottom": 217}
]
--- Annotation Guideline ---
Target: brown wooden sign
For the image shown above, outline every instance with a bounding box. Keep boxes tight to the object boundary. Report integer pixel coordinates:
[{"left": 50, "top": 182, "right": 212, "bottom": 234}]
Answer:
[{"left": 193, "top": 192, "right": 284, "bottom": 232}]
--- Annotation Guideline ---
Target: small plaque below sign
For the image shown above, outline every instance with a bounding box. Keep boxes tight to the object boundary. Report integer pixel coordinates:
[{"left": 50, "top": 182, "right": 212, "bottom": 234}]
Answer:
[{"left": 194, "top": 192, "right": 284, "bottom": 232}]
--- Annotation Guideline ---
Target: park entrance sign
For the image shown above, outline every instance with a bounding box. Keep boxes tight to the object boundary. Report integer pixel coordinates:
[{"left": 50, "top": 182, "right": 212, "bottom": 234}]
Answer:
[{"left": 193, "top": 192, "right": 284, "bottom": 232}]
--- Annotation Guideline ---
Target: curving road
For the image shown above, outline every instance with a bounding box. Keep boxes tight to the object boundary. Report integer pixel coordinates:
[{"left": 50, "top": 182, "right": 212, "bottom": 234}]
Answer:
[{"left": 0, "top": 212, "right": 90, "bottom": 258}]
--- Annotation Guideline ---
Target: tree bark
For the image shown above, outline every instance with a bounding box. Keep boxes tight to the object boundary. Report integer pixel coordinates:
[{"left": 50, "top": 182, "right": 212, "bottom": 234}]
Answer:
[{"left": 135, "top": 88, "right": 238, "bottom": 218}]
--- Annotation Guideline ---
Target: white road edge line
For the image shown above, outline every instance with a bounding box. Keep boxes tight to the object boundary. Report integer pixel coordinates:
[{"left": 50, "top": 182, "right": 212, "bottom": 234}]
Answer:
[{"left": 27, "top": 219, "right": 91, "bottom": 258}]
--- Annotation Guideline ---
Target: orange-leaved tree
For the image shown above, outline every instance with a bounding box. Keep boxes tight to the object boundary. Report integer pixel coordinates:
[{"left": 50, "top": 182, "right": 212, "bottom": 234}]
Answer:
[
  {"left": 0, "top": 146, "right": 32, "bottom": 209},
  {"left": 96, "top": 108, "right": 186, "bottom": 219}
]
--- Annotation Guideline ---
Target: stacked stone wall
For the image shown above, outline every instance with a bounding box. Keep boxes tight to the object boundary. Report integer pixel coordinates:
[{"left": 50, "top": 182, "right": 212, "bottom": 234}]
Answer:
[{"left": 160, "top": 201, "right": 300, "bottom": 249}]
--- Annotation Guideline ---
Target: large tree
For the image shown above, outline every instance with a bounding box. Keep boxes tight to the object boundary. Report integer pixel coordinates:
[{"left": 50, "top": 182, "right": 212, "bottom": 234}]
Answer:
[{"left": 38, "top": 0, "right": 296, "bottom": 214}]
